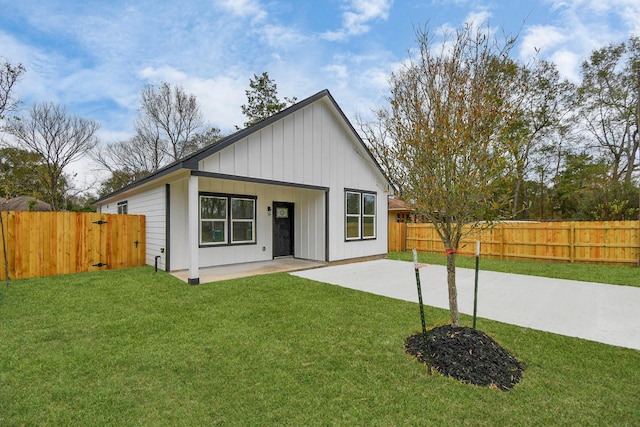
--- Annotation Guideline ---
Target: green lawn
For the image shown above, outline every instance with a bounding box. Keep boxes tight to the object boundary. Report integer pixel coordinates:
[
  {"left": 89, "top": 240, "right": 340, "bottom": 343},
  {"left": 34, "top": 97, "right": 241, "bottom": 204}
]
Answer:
[
  {"left": 388, "top": 251, "right": 640, "bottom": 287},
  {"left": 1, "top": 267, "right": 639, "bottom": 425}
]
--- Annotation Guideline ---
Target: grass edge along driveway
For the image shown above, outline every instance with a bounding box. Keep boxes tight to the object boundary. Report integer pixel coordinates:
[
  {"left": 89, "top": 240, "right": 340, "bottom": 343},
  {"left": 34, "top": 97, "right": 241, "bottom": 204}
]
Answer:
[
  {"left": 388, "top": 251, "right": 640, "bottom": 287},
  {"left": 1, "top": 266, "right": 639, "bottom": 426}
]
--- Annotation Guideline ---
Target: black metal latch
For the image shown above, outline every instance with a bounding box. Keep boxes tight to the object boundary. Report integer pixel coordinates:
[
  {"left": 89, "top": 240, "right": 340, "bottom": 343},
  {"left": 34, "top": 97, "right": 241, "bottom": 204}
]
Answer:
[{"left": 93, "top": 220, "right": 108, "bottom": 225}]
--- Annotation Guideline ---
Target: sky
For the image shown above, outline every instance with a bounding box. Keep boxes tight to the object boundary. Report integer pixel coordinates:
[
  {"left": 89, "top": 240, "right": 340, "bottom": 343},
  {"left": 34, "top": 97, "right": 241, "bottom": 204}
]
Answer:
[{"left": 1, "top": 0, "right": 639, "bottom": 187}]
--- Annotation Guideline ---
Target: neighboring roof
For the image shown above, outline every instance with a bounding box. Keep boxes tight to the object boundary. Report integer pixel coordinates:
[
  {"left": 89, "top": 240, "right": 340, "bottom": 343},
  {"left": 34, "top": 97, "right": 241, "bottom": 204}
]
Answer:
[
  {"left": 93, "top": 89, "right": 392, "bottom": 205},
  {"left": 388, "top": 198, "right": 413, "bottom": 211},
  {"left": 0, "top": 196, "right": 52, "bottom": 211}
]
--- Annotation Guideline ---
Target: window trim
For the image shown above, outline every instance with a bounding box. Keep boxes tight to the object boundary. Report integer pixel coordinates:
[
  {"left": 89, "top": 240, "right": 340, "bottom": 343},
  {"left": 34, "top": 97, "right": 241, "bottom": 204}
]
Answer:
[
  {"left": 230, "top": 197, "right": 257, "bottom": 244},
  {"left": 200, "top": 195, "right": 228, "bottom": 245},
  {"left": 199, "top": 192, "right": 257, "bottom": 247},
  {"left": 117, "top": 200, "right": 128, "bottom": 214},
  {"left": 344, "top": 189, "right": 377, "bottom": 241}
]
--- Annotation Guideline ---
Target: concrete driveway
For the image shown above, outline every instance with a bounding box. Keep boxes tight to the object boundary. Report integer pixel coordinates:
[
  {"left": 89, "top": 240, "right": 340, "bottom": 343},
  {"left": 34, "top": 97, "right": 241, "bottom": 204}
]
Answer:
[{"left": 292, "top": 259, "right": 640, "bottom": 351}]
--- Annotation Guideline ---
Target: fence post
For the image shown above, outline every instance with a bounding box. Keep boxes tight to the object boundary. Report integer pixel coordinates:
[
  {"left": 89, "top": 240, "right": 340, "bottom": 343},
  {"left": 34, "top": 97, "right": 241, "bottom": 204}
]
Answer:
[
  {"left": 570, "top": 222, "right": 575, "bottom": 263},
  {"left": 404, "top": 222, "right": 408, "bottom": 252},
  {"left": 500, "top": 224, "right": 505, "bottom": 260}
]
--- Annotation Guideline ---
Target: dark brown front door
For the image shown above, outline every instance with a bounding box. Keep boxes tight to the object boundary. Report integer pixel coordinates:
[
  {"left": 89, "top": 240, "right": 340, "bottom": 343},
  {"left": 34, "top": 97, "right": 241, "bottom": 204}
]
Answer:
[{"left": 273, "top": 202, "right": 294, "bottom": 257}]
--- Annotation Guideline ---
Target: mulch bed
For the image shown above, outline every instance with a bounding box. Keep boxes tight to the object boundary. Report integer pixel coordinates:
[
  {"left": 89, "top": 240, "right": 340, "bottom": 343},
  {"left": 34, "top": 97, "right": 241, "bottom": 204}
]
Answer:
[{"left": 405, "top": 325, "right": 524, "bottom": 391}]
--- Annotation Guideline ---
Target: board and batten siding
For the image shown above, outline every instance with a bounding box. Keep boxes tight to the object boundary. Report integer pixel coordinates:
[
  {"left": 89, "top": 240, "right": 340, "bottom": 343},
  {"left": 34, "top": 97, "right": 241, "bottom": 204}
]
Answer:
[
  {"left": 99, "top": 185, "right": 167, "bottom": 269},
  {"left": 168, "top": 176, "right": 326, "bottom": 270},
  {"left": 199, "top": 97, "right": 389, "bottom": 262}
]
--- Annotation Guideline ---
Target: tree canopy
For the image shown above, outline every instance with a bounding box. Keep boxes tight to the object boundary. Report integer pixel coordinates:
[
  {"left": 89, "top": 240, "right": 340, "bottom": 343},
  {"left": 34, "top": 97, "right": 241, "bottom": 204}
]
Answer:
[
  {"left": 365, "top": 24, "right": 525, "bottom": 325},
  {"left": 241, "top": 72, "right": 296, "bottom": 127}
]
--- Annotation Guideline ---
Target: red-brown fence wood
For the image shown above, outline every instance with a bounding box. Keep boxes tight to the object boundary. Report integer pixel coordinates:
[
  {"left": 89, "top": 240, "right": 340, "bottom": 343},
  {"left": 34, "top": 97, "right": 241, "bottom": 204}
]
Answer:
[
  {"left": 388, "top": 221, "right": 640, "bottom": 266},
  {"left": 0, "top": 211, "right": 146, "bottom": 280}
]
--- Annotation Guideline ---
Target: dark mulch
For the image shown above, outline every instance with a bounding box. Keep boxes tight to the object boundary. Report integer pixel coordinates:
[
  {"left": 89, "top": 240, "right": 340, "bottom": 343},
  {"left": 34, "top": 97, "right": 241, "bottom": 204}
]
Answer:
[{"left": 405, "top": 325, "right": 524, "bottom": 391}]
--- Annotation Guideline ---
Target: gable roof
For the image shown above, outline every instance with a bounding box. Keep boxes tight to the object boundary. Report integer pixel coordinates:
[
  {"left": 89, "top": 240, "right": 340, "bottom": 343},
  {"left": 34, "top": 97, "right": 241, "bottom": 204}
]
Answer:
[
  {"left": 388, "top": 198, "right": 412, "bottom": 212},
  {"left": 93, "top": 89, "right": 391, "bottom": 204}
]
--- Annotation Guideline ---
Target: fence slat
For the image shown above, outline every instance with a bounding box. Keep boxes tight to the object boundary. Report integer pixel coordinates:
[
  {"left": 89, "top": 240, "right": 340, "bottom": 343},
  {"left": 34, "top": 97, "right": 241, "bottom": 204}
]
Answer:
[
  {"left": 0, "top": 212, "right": 147, "bottom": 280},
  {"left": 389, "top": 220, "right": 640, "bottom": 267}
]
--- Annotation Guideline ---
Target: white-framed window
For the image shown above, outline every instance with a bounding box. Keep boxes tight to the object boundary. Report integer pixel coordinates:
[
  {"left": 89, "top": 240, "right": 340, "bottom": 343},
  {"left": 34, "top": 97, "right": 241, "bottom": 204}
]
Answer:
[
  {"left": 362, "top": 193, "right": 376, "bottom": 239},
  {"left": 345, "top": 190, "right": 376, "bottom": 241},
  {"left": 117, "top": 200, "right": 128, "bottom": 214},
  {"left": 200, "top": 195, "right": 227, "bottom": 244},
  {"left": 231, "top": 198, "right": 255, "bottom": 243},
  {"left": 200, "top": 193, "right": 256, "bottom": 246}
]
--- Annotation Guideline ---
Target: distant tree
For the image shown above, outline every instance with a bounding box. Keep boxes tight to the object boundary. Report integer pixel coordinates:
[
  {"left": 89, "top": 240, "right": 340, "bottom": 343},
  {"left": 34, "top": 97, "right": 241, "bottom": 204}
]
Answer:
[
  {"left": 138, "top": 82, "right": 204, "bottom": 162},
  {"left": 364, "top": 24, "right": 522, "bottom": 326},
  {"left": 97, "top": 168, "right": 150, "bottom": 198},
  {"left": 94, "top": 134, "right": 163, "bottom": 189},
  {"left": 552, "top": 152, "right": 639, "bottom": 220},
  {"left": 551, "top": 152, "right": 609, "bottom": 219},
  {"left": 185, "top": 126, "right": 224, "bottom": 153},
  {"left": 575, "top": 36, "right": 639, "bottom": 184},
  {"left": 0, "top": 58, "right": 25, "bottom": 121},
  {"left": 502, "top": 60, "right": 574, "bottom": 218},
  {"left": 65, "top": 191, "right": 97, "bottom": 212},
  {"left": 241, "top": 72, "right": 296, "bottom": 127},
  {"left": 0, "top": 147, "right": 43, "bottom": 198},
  {"left": 95, "top": 83, "right": 208, "bottom": 195},
  {"left": 5, "top": 102, "right": 100, "bottom": 210}
]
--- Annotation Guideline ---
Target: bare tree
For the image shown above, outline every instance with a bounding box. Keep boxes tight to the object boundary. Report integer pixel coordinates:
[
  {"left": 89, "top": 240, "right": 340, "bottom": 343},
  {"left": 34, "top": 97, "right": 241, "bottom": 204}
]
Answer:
[
  {"left": 95, "top": 134, "right": 164, "bottom": 179},
  {"left": 0, "top": 59, "right": 25, "bottom": 121},
  {"left": 366, "top": 24, "right": 521, "bottom": 326},
  {"left": 5, "top": 102, "right": 99, "bottom": 210},
  {"left": 138, "top": 82, "right": 204, "bottom": 162},
  {"left": 576, "top": 36, "right": 640, "bottom": 184}
]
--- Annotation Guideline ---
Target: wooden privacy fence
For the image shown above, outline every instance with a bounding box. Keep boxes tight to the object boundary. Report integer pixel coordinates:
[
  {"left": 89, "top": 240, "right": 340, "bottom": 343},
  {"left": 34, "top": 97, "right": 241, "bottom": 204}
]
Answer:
[
  {"left": 389, "top": 221, "right": 640, "bottom": 267},
  {"left": 0, "top": 211, "right": 146, "bottom": 280}
]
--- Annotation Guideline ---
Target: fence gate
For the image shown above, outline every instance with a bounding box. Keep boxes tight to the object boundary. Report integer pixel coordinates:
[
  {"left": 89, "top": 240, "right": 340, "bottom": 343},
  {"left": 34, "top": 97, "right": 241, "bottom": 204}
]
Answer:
[{"left": 0, "top": 211, "right": 146, "bottom": 280}]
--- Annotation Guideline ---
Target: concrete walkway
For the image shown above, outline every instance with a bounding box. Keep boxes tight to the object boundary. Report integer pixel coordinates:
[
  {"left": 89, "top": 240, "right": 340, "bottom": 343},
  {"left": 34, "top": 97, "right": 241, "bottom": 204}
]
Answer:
[{"left": 292, "top": 259, "right": 640, "bottom": 351}]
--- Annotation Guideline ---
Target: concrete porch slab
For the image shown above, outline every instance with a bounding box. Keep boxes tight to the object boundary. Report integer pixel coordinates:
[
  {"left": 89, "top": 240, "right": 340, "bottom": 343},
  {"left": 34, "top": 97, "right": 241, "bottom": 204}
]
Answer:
[{"left": 170, "top": 258, "right": 326, "bottom": 284}]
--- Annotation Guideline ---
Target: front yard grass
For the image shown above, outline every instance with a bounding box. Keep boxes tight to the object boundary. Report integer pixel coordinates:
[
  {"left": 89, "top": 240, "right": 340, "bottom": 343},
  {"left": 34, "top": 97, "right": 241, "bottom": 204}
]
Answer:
[
  {"left": 1, "top": 266, "right": 639, "bottom": 425},
  {"left": 388, "top": 251, "right": 640, "bottom": 287}
]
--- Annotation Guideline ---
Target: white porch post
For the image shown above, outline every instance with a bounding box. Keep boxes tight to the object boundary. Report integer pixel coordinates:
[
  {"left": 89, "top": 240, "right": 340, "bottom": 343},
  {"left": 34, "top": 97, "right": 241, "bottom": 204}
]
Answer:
[{"left": 187, "top": 174, "right": 200, "bottom": 285}]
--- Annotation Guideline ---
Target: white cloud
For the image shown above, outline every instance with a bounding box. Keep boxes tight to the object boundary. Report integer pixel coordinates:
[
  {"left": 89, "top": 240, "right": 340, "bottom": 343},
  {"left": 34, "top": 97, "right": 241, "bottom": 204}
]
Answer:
[
  {"left": 548, "top": 49, "right": 582, "bottom": 82},
  {"left": 260, "top": 24, "right": 310, "bottom": 48},
  {"left": 323, "top": 64, "right": 349, "bottom": 83},
  {"left": 138, "top": 65, "right": 247, "bottom": 132},
  {"left": 215, "top": 0, "right": 267, "bottom": 22},
  {"left": 321, "top": 0, "right": 393, "bottom": 41},
  {"left": 463, "top": 10, "right": 491, "bottom": 30},
  {"left": 520, "top": 0, "right": 640, "bottom": 81},
  {"left": 519, "top": 25, "right": 567, "bottom": 62}
]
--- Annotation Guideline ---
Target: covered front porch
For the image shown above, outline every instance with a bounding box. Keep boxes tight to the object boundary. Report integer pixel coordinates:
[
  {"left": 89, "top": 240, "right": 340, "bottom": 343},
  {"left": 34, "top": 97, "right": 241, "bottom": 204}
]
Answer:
[
  {"left": 169, "top": 173, "right": 328, "bottom": 284},
  {"left": 170, "top": 257, "right": 326, "bottom": 284}
]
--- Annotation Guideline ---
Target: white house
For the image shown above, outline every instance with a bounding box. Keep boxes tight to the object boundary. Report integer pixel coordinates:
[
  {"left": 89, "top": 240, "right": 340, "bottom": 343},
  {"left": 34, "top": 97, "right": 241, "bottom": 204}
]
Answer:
[{"left": 93, "top": 90, "right": 392, "bottom": 284}]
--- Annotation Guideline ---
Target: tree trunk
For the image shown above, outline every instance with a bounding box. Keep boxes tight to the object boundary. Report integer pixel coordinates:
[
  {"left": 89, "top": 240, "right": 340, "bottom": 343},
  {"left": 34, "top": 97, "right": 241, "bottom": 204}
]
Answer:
[{"left": 446, "top": 251, "right": 459, "bottom": 326}]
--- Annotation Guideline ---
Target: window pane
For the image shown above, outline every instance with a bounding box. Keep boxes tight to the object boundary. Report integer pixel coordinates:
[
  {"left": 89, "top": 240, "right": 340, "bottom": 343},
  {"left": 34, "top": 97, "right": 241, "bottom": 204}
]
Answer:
[
  {"left": 363, "top": 217, "right": 375, "bottom": 238},
  {"left": 232, "top": 199, "right": 255, "bottom": 219},
  {"left": 232, "top": 221, "right": 254, "bottom": 242},
  {"left": 346, "top": 216, "right": 360, "bottom": 239},
  {"left": 363, "top": 194, "right": 376, "bottom": 215},
  {"left": 346, "top": 192, "right": 360, "bottom": 214},
  {"left": 201, "top": 197, "right": 226, "bottom": 219},
  {"left": 201, "top": 221, "right": 226, "bottom": 243}
]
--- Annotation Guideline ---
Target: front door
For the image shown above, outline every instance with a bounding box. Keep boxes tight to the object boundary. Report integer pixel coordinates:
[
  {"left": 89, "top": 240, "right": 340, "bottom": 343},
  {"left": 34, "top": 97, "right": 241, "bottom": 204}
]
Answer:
[{"left": 273, "top": 202, "right": 294, "bottom": 257}]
